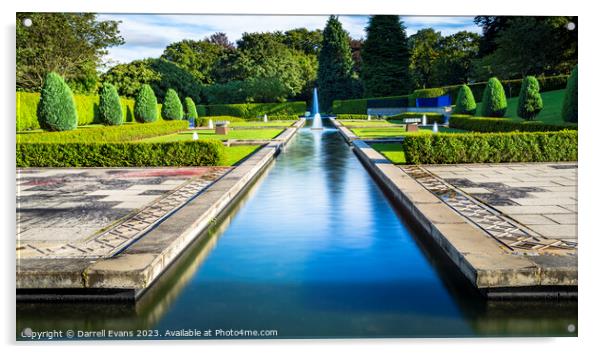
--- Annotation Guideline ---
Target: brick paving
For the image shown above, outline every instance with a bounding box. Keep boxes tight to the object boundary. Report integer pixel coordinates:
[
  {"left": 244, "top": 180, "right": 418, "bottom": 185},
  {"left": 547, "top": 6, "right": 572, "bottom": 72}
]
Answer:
[
  {"left": 406, "top": 163, "right": 577, "bottom": 254},
  {"left": 17, "top": 167, "right": 230, "bottom": 259}
]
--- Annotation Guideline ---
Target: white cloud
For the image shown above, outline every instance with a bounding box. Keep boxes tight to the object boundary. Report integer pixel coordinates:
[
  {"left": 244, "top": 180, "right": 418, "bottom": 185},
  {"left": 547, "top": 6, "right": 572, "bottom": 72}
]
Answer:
[{"left": 99, "top": 14, "right": 478, "bottom": 66}]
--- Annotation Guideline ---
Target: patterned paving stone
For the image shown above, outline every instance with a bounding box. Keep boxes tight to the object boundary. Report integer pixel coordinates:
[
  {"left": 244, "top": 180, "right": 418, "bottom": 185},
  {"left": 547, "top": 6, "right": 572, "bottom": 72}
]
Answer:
[
  {"left": 402, "top": 164, "right": 578, "bottom": 254},
  {"left": 17, "top": 167, "right": 230, "bottom": 259}
]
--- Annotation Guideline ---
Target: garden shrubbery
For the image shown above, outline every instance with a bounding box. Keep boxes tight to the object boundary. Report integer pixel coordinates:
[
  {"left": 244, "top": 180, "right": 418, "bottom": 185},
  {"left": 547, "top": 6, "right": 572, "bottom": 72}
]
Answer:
[
  {"left": 480, "top": 77, "right": 507, "bottom": 117},
  {"left": 184, "top": 97, "right": 198, "bottom": 121},
  {"left": 562, "top": 65, "right": 578, "bottom": 123},
  {"left": 332, "top": 98, "right": 368, "bottom": 114},
  {"left": 98, "top": 83, "right": 123, "bottom": 126},
  {"left": 162, "top": 88, "right": 184, "bottom": 120},
  {"left": 336, "top": 114, "right": 371, "bottom": 120},
  {"left": 453, "top": 85, "right": 477, "bottom": 115},
  {"left": 517, "top": 76, "right": 543, "bottom": 120},
  {"left": 387, "top": 112, "right": 445, "bottom": 124},
  {"left": 37, "top": 72, "right": 78, "bottom": 131},
  {"left": 401, "top": 130, "right": 577, "bottom": 164},
  {"left": 134, "top": 84, "right": 159, "bottom": 123},
  {"left": 199, "top": 101, "right": 306, "bottom": 118},
  {"left": 449, "top": 115, "right": 577, "bottom": 132},
  {"left": 17, "top": 120, "right": 188, "bottom": 143},
  {"left": 17, "top": 140, "right": 225, "bottom": 167}
]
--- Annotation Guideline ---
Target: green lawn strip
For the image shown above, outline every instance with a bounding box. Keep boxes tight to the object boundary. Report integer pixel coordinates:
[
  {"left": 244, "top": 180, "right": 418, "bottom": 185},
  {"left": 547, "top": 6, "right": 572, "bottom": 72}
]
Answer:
[
  {"left": 340, "top": 120, "right": 400, "bottom": 127},
  {"left": 138, "top": 129, "right": 285, "bottom": 143},
  {"left": 370, "top": 143, "right": 406, "bottom": 164},
  {"left": 222, "top": 145, "right": 262, "bottom": 166},
  {"left": 475, "top": 89, "right": 567, "bottom": 125},
  {"left": 351, "top": 126, "right": 464, "bottom": 139},
  {"left": 228, "top": 121, "right": 294, "bottom": 128}
]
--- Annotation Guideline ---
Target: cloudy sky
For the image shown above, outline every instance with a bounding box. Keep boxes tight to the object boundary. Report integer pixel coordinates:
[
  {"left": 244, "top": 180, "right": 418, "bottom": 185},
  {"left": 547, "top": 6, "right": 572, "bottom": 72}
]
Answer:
[{"left": 97, "top": 14, "right": 480, "bottom": 66}]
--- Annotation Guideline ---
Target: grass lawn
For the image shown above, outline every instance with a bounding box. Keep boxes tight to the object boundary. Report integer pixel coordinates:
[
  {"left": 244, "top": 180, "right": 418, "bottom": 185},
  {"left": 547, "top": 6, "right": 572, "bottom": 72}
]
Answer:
[
  {"left": 476, "top": 89, "right": 567, "bottom": 125},
  {"left": 228, "top": 121, "right": 294, "bottom": 127},
  {"left": 371, "top": 143, "right": 406, "bottom": 164},
  {"left": 340, "top": 120, "right": 400, "bottom": 127},
  {"left": 222, "top": 145, "right": 261, "bottom": 166},
  {"left": 352, "top": 126, "right": 465, "bottom": 139},
  {"left": 138, "top": 129, "right": 284, "bottom": 143}
]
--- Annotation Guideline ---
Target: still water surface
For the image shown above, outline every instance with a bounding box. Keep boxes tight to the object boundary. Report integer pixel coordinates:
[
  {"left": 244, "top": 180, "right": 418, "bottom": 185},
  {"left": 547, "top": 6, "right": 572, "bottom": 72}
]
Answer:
[{"left": 17, "top": 126, "right": 577, "bottom": 338}]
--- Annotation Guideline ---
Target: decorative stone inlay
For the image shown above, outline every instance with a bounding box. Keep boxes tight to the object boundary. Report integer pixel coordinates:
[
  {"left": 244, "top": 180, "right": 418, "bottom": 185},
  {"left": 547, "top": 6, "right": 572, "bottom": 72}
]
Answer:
[
  {"left": 20, "top": 176, "right": 220, "bottom": 259},
  {"left": 401, "top": 165, "right": 577, "bottom": 254}
]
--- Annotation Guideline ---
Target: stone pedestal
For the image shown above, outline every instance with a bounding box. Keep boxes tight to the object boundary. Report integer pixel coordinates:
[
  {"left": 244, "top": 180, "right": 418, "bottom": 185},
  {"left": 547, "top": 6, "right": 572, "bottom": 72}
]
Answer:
[
  {"left": 406, "top": 123, "right": 419, "bottom": 132},
  {"left": 215, "top": 126, "right": 228, "bottom": 135}
]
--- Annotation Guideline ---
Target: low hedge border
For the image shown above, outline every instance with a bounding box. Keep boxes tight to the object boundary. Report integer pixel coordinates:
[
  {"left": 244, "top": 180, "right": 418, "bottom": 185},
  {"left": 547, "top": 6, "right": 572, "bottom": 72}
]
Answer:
[
  {"left": 197, "top": 101, "right": 306, "bottom": 118},
  {"left": 336, "top": 114, "right": 371, "bottom": 120},
  {"left": 388, "top": 112, "right": 445, "bottom": 124},
  {"left": 17, "top": 120, "right": 188, "bottom": 144},
  {"left": 449, "top": 115, "right": 578, "bottom": 132},
  {"left": 17, "top": 91, "right": 163, "bottom": 131},
  {"left": 17, "top": 140, "right": 225, "bottom": 167},
  {"left": 401, "top": 130, "right": 577, "bottom": 164}
]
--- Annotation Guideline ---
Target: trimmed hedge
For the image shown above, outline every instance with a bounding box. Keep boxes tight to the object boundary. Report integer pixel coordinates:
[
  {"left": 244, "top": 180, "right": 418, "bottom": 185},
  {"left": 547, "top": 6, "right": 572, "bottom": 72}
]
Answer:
[
  {"left": 412, "top": 88, "right": 447, "bottom": 99},
  {"left": 517, "top": 76, "right": 543, "bottom": 120},
  {"left": 184, "top": 97, "right": 198, "bottom": 120},
  {"left": 562, "top": 66, "right": 578, "bottom": 123},
  {"left": 388, "top": 112, "right": 445, "bottom": 124},
  {"left": 134, "top": 84, "right": 158, "bottom": 123},
  {"left": 332, "top": 95, "right": 411, "bottom": 114},
  {"left": 17, "top": 140, "right": 225, "bottom": 167},
  {"left": 247, "top": 114, "right": 299, "bottom": 121},
  {"left": 336, "top": 114, "right": 371, "bottom": 120},
  {"left": 453, "top": 85, "right": 477, "bottom": 115},
  {"left": 161, "top": 89, "right": 184, "bottom": 120},
  {"left": 17, "top": 91, "right": 161, "bottom": 131},
  {"left": 480, "top": 77, "right": 507, "bottom": 117},
  {"left": 449, "top": 115, "right": 577, "bottom": 132},
  {"left": 17, "top": 120, "right": 188, "bottom": 144},
  {"left": 401, "top": 130, "right": 577, "bottom": 164},
  {"left": 98, "top": 83, "right": 123, "bottom": 126},
  {"left": 198, "top": 101, "right": 306, "bottom": 118},
  {"left": 37, "top": 72, "right": 78, "bottom": 131}
]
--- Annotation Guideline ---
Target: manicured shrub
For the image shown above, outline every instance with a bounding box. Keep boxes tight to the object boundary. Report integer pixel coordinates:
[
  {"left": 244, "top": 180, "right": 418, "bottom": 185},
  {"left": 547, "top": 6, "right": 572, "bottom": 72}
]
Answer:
[
  {"left": 453, "top": 85, "right": 477, "bottom": 115},
  {"left": 387, "top": 112, "right": 445, "bottom": 124},
  {"left": 480, "top": 77, "right": 507, "bottom": 117},
  {"left": 562, "top": 65, "right": 578, "bottom": 123},
  {"left": 401, "top": 130, "right": 577, "bottom": 164},
  {"left": 162, "top": 89, "right": 184, "bottom": 120},
  {"left": 134, "top": 84, "right": 158, "bottom": 123},
  {"left": 336, "top": 114, "right": 371, "bottom": 120},
  {"left": 412, "top": 87, "right": 447, "bottom": 99},
  {"left": 17, "top": 140, "right": 225, "bottom": 167},
  {"left": 37, "top": 72, "right": 78, "bottom": 131},
  {"left": 205, "top": 101, "right": 306, "bottom": 118},
  {"left": 196, "top": 105, "right": 207, "bottom": 117},
  {"left": 16, "top": 92, "right": 40, "bottom": 131},
  {"left": 449, "top": 115, "right": 577, "bottom": 132},
  {"left": 98, "top": 83, "right": 123, "bottom": 126},
  {"left": 184, "top": 97, "right": 198, "bottom": 120},
  {"left": 17, "top": 120, "right": 188, "bottom": 144},
  {"left": 332, "top": 98, "right": 368, "bottom": 114},
  {"left": 517, "top": 76, "right": 543, "bottom": 120}
]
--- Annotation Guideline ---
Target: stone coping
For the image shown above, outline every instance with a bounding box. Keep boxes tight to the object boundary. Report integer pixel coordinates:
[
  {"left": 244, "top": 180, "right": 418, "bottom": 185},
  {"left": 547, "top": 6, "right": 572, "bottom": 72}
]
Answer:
[
  {"left": 16, "top": 119, "right": 305, "bottom": 299},
  {"left": 331, "top": 119, "right": 576, "bottom": 297}
]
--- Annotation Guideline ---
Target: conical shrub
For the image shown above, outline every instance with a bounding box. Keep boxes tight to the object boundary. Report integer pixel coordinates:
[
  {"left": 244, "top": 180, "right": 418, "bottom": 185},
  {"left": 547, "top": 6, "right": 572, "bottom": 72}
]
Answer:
[
  {"left": 480, "top": 77, "right": 507, "bottom": 117},
  {"left": 98, "top": 83, "right": 123, "bottom": 125},
  {"left": 37, "top": 72, "right": 78, "bottom": 131},
  {"left": 184, "top": 97, "right": 198, "bottom": 120},
  {"left": 161, "top": 89, "right": 184, "bottom": 120},
  {"left": 517, "top": 76, "right": 543, "bottom": 120},
  {"left": 134, "top": 84, "right": 158, "bottom": 123},
  {"left": 562, "top": 65, "right": 578, "bottom": 123},
  {"left": 453, "top": 85, "right": 477, "bottom": 115}
]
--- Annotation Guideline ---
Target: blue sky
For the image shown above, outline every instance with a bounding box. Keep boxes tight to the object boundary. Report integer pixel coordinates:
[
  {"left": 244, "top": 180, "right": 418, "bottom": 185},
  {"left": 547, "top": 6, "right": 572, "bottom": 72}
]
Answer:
[{"left": 97, "top": 14, "right": 480, "bottom": 67}]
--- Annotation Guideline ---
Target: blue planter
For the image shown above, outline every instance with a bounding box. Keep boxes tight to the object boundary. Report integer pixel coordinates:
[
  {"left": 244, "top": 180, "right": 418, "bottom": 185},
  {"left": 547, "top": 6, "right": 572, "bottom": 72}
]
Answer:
[{"left": 416, "top": 95, "right": 451, "bottom": 108}]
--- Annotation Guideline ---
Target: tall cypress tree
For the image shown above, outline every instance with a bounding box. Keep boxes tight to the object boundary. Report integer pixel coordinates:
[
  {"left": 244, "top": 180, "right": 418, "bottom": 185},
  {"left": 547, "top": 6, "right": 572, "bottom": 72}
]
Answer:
[
  {"left": 361, "top": 15, "right": 410, "bottom": 97},
  {"left": 317, "top": 16, "right": 354, "bottom": 111}
]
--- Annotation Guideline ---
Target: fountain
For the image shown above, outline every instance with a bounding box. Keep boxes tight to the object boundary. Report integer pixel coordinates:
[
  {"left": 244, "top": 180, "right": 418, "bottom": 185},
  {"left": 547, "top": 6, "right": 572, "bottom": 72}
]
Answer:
[
  {"left": 421, "top": 114, "right": 427, "bottom": 126},
  {"left": 192, "top": 131, "right": 199, "bottom": 140},
  {"left": 433, "top": 122, "right": 439, "bottom": 133},
  {"left": 263, "top": 114, "right": 268, "bottom": 123},
  {"left": 311, "top": 87, "right": 323, "bottom": 130},
  {"left": 208, "top": 119, "right": 214, "bottom": 129},
  {"left": 367, "top": 114, "right": 371, "bottom": 121}
]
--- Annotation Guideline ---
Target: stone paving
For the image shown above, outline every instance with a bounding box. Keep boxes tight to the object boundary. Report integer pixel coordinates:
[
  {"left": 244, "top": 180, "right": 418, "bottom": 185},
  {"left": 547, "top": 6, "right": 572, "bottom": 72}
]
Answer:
[
  {"left": 17, "top": 167, "right": 230, "bottom": 260},
  {"left": 405, "top": 163, "right": 577, "bottom": 254}
]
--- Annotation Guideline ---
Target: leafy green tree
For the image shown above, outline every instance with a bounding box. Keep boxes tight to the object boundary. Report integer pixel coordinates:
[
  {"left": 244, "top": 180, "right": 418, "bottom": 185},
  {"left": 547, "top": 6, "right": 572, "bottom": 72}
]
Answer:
[
  {"left": 361, "top": 15, "right": 410, "bottom": 96},
  {"left": 317, "top": 16, "right": 355, "bottom": 111},
  {"left": 184, "top": 97, "right": 198, "bottom": 120},
  {"left": 517, "top": 76, "right": 543, "bottom": 120},
  {"left": 562, "top": 66, "right": 578, "bottom": 123},
  {"left": 98, "top": 83, "right": 123, "bottom": 125},
  {"left": 409, "top": 28, "right": 442, "bottom": 89},
  {"left": 453, "top": 85, "right": 477, "bottom": 115},
  {"left": 480, "top": 77, "right": 507, "bottom": 117},
  {"left": 283, "top": 28, "right": 323, "bottom": 55},
  {"left": 134, "top": 84, "right": 158, "bottom": 123},
  {"left": 473, "top": 16, "right": 512, "bottom": 56},
  {"left": 203, "top": 77, "right": 290, "bottom": 104},
  {"left": 161, "top": 39, "right": 225, "bottom": 84},
  {"left": 101, "top": 60, "right": 161, "bottom": 98},
  {"left": 433, "top": 31, "right": 480, "bottom": 85},
  {"left": 16, "top": 13, "right": 123, "bottom": 93},
  {"left": 162, "top": 89, "right": 184, "bottom": 120},
  {"left": 37, "top": 72, "right": 78, "bottom": 131}
]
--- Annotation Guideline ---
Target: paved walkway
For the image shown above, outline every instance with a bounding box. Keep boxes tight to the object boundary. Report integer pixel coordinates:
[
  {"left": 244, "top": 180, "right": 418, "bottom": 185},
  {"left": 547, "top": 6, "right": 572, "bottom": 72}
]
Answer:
[
  {"left": 411, "top": 163, "right": 577, "bottom": 254},
  {"left": 17, "top": 167, "right": 230, "bottom": 259}
]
